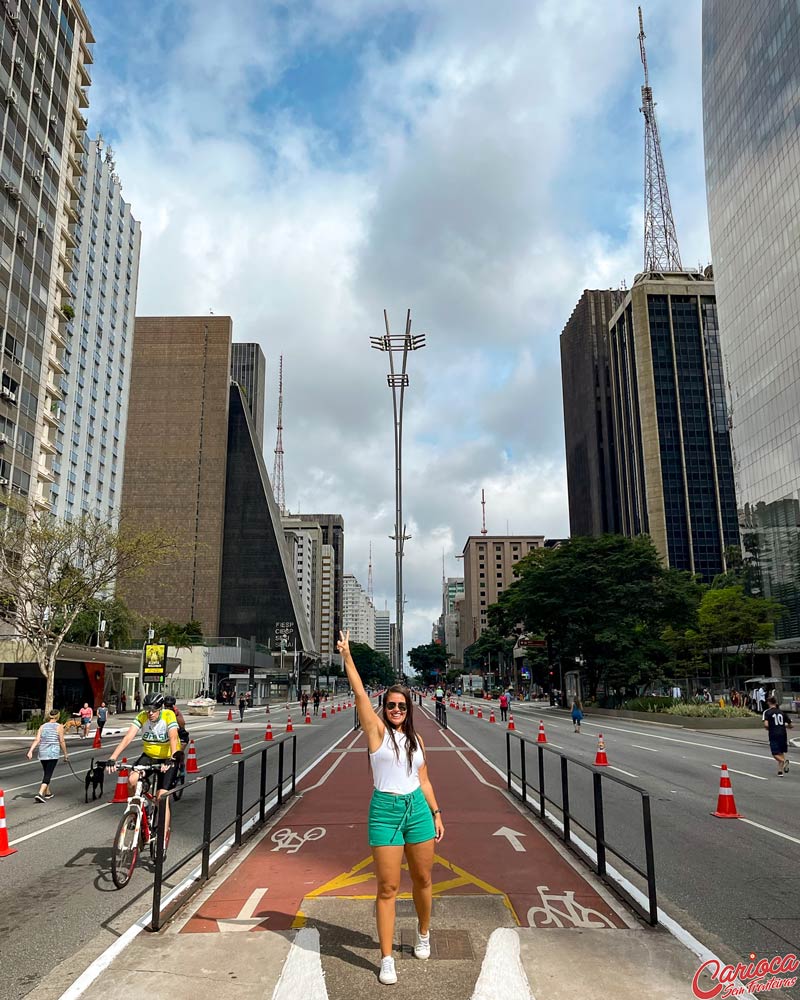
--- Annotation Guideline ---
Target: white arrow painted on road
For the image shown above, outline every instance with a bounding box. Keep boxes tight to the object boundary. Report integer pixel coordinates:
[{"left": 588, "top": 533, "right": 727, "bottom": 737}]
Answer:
[
  {"left": 493, "top": 826, "right": 527, "bottom": 852},
  {"left": 217, "top": 888, "right": 270, "bottom": 932}
]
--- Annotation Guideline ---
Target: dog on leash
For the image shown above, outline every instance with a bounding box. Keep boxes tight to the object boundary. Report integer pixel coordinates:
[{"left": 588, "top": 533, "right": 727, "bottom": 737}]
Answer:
[{"left": 84, "top": 758, "right": 105, "bottom": 802}]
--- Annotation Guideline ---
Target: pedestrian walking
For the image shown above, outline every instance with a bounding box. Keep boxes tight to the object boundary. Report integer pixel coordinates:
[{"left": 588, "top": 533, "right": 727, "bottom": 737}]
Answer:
[
  {"left": 763, "top": 696, "right": 793, "bottom": 775},
  {"left": 78, "top": 702, "right": 93, "bottom": 739},
  {"left": 312, "top": 688, "right": 320, "bottom": 716},
  {"left": 571, "top": 699, "right": 584, "bottom": 733},
  {"left": 120, "top": 691, "right": 127, "bottom": 713},
  {"left": 134, "top": 691, "right": 141, "bottom": 712},
  {"left": 499, "top": 691, "right": 509, "bottom": 722},
  {"left": 338, "top": 629, "right": 443, "bottom": 987},
  {"left": 301, "top": 691, "right": 309, "bottom": 717},
  {"left": 27, "top": 709, "right": 69, "bottom": 802},
  {"left": 97, "top": 701, "right": 108, "bottom": 735},
  {"left": 238, "top": 694, "right": 246, "bottom": 722},
  {"left": 755, "top": 685, "right": 766, "bottom": 712}
]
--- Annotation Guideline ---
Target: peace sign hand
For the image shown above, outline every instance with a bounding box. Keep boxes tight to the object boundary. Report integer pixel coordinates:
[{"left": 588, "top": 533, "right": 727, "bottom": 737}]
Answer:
[{"left": 336, "top": 629, "right": 351, "bottom": 657}]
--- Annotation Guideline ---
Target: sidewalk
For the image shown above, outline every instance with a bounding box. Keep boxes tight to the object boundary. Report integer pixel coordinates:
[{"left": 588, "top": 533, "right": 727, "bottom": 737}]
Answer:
[{"left": 45, "top": 708, "right": 723, "bottom": 1000}]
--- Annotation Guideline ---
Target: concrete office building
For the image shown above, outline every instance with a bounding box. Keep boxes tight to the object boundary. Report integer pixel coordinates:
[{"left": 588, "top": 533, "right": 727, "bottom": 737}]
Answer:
[
  {"left": 231, "top": 342, "right": 265, "bottom": 451},
  {"left": 560, "top": 289, "right": 623, "bottom": 537},
  {"left": 52, "top": 135, "right": 140, "bottom": 523},
  {"left": 461, "top": 536, "right": 545, "bottom": 647},
  {"left": 0, "top": 1, "right": 94, "bottom": 512},
  {"left": 374, "top": 609, "right": 391, "bottom": 660},
  {"left": 282, "top": 515, "right": 324, "bottom": 654},
  {"left": 298, "top": 513, "right": 344, "bottom": 640},
  {"left": 703, "top": 1, "right": 800, "bottom": 637},
  {"left": 342, "top": 572, "right": 375, "bottom": 649},
  {"left": 608, "top": 271, "right": 739, "bottom": 579},
  {"left": 119, "top": 316, "right": 313, "bottom": 654},
  {"left": 318, "top": 542, "right": 335, "bottom": 664}
]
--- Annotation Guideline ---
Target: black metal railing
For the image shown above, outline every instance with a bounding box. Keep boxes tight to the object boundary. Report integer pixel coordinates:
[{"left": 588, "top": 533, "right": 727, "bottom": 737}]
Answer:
[
  {"left": 434, "top": 700, "right": 448, "bottom": 729},
  {"left": 506, "top": 731, "right": 657, "bottom": 925},
  {"left": 148, "top": 733, "right": 297, "bottom": 930}
]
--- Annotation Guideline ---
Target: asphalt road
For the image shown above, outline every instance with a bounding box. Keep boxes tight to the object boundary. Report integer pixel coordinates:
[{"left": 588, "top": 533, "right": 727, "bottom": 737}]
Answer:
[
  {"left": 434, "top": 696, "right": 800, "bottom": 983},
  {"left": 0, "top": 700, "right": 361, "bottom": 1000}
]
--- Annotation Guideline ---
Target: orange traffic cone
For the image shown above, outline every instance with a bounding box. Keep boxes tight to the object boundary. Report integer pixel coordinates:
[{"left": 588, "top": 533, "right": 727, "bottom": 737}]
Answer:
[
  {"left": 265, "top": 723, "right": 273, "bottom": 741},
  {"left": 489, "top": 709, "right": 496, "bottom": 723},
  {"left": 336, "top": 703, "right": 341, "bottom": 713},
  {"left": 92, "top": 725, "right": 102, "bottom": 749},
  {"left": 112, "top": 759, "right": 130, "bottom": 803},
  {"left": 537, "top": 721, "right": 547, "bottom": 744},
  {"left": 712, "top": 764, "right": 742, "bottom": 818},
  {"left": 321, "top": 707, "right": 327, "bottom": 719},
  {"left": 462, "top": 702, "right": 466, "bottom": 712},
  {"left": 231, "top": 729, "right": 243, "bottom": 754},
  {"left": 507, "top": 714, "right": 516, "bottom": 731},
  {"left": 305, "top": 712, "right": 312, "bottom": 725},
  {"left": 0, "top": 789, "right": 17, "bottom": 857},
  {"left": 594, "top": 734, "right": 609, "bottom": 766},
  {"left": 227, "top": 708, "right": 233, "bottom": 722},
  {"left": 469, "top": 705, "right": 474, "bottom": 716},
  {"left": 477, "top": 706, "right": 483, "bottom": 719},
  {"left": 286, "top": 715, "right": 293, "bottom": 733},
  {"left": 186, "top": 740, "right": 200, "bottom": 773}
]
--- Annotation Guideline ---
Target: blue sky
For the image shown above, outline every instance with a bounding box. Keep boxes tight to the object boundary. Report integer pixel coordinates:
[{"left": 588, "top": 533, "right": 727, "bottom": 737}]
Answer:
[{"left": 81, "top": 0, "right": 710, "bottom": 657}]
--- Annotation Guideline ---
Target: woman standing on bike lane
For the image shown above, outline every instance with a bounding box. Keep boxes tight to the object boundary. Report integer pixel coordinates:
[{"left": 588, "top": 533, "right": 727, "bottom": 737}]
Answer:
[
  {"left": 337, "top": 629, "right": 444, "bottom": 986},
  {"left": 107, "top": 692, "right": 182, "bottom": 842}
]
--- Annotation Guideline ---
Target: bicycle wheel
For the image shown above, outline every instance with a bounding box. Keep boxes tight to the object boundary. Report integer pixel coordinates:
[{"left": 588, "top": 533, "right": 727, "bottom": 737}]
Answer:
[
  {"left": 172, "top": 765, "right": 186, "bottom": 802},
  {"left": 111, "top": 811, "right": 140, "bottom": 888}
]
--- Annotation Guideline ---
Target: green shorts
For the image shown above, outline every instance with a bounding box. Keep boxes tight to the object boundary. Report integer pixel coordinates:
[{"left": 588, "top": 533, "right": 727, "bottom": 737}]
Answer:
[{"left": 368, "top": 787, "right": 436, "bottom": 847}]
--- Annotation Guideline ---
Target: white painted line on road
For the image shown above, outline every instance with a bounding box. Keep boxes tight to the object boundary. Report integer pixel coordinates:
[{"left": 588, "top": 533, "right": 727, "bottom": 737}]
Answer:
[
  {"left": 712, "top": 764, "right": 766, "bottom": 781},
  {"left": 301, "top": 730, "right": 363, "bottom": 792},
  {"left": 631, "top": 744, "right": 659, "bottom": 752},
  {"left": 471, "top": 927, "right": 532, "bottom": 1000},
  {"left": 271, "top": 927, "right": 327, "bottom": 1000},
  {"left": 608, "top": 765, "right": 638, "bottom": 778},
  {"left": 9, "top": 799, "right": 113, "bottom": 845},
  {"left": 739, "top": 817, "right": 800, "bottom": 846}
]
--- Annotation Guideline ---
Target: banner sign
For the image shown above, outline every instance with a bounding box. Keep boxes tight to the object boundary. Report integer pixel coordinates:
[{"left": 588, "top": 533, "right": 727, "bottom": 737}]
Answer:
[{"left": 144, "top": 642, "right": 166, "bottom": 680}]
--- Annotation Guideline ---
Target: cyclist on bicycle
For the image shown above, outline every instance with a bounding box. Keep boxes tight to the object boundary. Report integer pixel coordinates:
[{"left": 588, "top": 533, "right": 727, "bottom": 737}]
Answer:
[
  {"left": 163, "top": 696, "right": 190, "bottom": 746},
  {"left": 107, "top": 692, "right": 182, "bottom": 843}
]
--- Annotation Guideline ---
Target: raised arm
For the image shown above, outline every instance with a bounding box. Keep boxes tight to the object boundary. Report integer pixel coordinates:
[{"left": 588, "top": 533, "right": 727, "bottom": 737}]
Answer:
[{"left": 337, "top": 630, "right": 383, "bottom": 743}]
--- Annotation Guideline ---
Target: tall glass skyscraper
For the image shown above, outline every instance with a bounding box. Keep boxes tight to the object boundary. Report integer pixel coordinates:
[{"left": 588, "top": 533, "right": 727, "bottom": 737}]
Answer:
[{"left": 703, "top": 2, "right": 800, "bottom": 637}]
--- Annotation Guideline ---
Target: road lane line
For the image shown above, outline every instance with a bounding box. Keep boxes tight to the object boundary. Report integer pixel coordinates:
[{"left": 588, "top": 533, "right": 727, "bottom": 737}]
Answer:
[
  {"left": 271, "top": 927, "right": 327, "bottom": 1000},
  {"left": 712, "top": 764, "right": 766, "bottom": 781},
  {"left": 471, "top": 927, "right": 533, "bottom": 1000},
  {"left": 631, "top": 744, "right": 659, "bottom": 752},
  {"left": 301, "top": 730, "right": 363, "bottom": 792},
  {"left": 739, "top": 817, "right": 800, "bottom": 846},
  {"left": 608, "top": 765, "right": 638, "bottom": 778},
  {"left": 9, "top": 800, "right": 113, "bottom": 845}
]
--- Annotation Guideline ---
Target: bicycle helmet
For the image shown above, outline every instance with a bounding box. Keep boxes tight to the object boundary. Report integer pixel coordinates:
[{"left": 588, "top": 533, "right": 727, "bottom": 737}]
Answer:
[
  {"left": 163, "top": 695, "right": 177, "bottom": 708},
  {"left": 143, "top": 692, "right": 165, "bottom": 710}
]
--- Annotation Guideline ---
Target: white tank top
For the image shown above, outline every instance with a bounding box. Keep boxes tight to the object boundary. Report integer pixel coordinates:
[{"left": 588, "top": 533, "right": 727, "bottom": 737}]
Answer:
[{"left": 369, "top": 727, "right": 424, "bottom": 794}]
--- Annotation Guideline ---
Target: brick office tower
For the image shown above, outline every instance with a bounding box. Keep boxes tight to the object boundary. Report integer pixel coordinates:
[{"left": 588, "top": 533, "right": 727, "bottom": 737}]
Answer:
[{"left": 120, "top": 316, "right": 313, "bottom": 652}]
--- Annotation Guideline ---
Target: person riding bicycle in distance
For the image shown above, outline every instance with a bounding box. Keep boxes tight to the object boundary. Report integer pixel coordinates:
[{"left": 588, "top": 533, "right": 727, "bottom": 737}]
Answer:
[
  {"left": 163, "top": 695, "right": 189, "bottom": 747},
  {"left": 107, "top": 692, "right": 182, "bottom": 842}
]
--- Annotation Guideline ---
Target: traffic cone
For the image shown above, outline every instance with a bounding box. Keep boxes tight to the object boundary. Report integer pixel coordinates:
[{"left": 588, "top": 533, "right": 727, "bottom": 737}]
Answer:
[
  {"left": 537, "top": 721, "right": 547, "bottom": 744},
  {"left": 231, "top": 729, "right": 242, "bottom": 754},
  {"left": 489, "top": 709, "right": 496, "bottom": 723},
  {"left": 286, "top": 715, "right": 293, "bottom": 733},
  {"left": 112, "top": 760, "right": 130, "bottom": 803},
  {"left": 305, "top": 712, "right": 312, "bottom": 725},
  {"left": 92, "top": 726, "right": 102, "bottom": 749},
  {"left": 0, "top": 789, "right": 17, "bottom": 857},
  {"left": 469, "top": 705, "right": 474, "bottom": 716},
  {"left": 507, "top": 714, "right": 516, "bottom": 731},
  {"left": 462, "top": 702, "right": 466, "bottom": 712},
  {"left": 477, "top": 706, "right": 483, "bottom": 719},
  {"left": 336, "top": 702, "right": 341, "bottom": 713},
  {"left": 594, "top": 734, "right": 609, "bottom": 766},
  {"left": 712, "top": 764, "right": 742, "bottom": 818},
  {"left": 227, "top": 708, "right": 233, "bottom": 722},
  {"left": 265, "top": 723, "right": 273, "bottom": 741},
  {"left": 186, "top": 740, "right": 200, "bottom": 773},
  {"left": 321, "top": 707, "right": 327, "bottom": 719}
]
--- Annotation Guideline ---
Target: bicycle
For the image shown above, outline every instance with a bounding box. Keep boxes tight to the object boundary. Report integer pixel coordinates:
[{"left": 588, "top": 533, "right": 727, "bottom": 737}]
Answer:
[
  {"left": 104, "top": 760, "right": 173, "bottom": 888},
  {"left": 172, "top": 731, "right": 189, "bottom": 802}
]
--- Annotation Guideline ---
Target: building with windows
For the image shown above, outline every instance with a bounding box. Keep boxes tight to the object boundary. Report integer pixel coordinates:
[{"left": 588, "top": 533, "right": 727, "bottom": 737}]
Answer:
[
  {"left": 342, "top": 572, "right": 375, "bottom": 649},
  {"left": 703, "top": 1, "right": 800, "bottom": 637},
  {"left": 560, "top": 289, "right": 624, "bottom": 537},
  {"left": 52, "top": 135, "right": 140, "bottom": 523},
  {"left": 297, "top": 513, "right": 344, "bottom": 640},
  {"left": 318, "top": 542, "right": 335, "bottom": 664},
  {"left": 461, "top": 536, "right": 545, "bottom": 647},
  {"left": 231, "top": 342, "right": 265, "bottom": 450},
  {"left": 608, "top": 271, "right": 739, "bottom": 579},
  {"left": 282, "top": 515, "right": 324, "bottom": 654},
  {"left": 0, "top": 1, "right": 95, "bottom": 512},
  {"left": 374, "top": 609, "right": 391, "bottom": 660}
]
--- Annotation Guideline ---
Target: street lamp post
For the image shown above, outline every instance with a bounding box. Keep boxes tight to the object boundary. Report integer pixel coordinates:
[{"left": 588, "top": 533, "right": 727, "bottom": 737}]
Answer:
[{"left": 370, "top": 309, "right": 426, "bottom": 681}]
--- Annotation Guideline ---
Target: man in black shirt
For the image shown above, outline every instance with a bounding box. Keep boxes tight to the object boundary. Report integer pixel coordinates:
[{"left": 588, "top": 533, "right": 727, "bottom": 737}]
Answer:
[{"left": 763, "top": 696, "right": 793, "bottom": 776}]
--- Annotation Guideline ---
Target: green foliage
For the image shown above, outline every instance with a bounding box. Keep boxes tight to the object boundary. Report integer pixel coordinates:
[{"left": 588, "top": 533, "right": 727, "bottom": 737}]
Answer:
[
  {"left": 348, "top": 641, "right": 394, "bottom": 687},
  {"left": 686, "top": 586, "right": 783, "bottom": 660},
  {"left": 61, "top": 302, "right": 75, "bottom": 319},
  {"left": 661, "top": 703, "right": 757, "bottom": 718},
  {"left": 408, "top": 643, "right": 450, "bottom": 685},
  {"left": 621, "top": 696, "right": 677, "bottom": 712},
  {"left": 65, "top": 596, "right": 138, "bottom": 648},
  {"left": 150, "top": 618, "right": 204, "bottom": 650},
  {"left": 26, "top": 708, "right": 70, "bottom": 730}
]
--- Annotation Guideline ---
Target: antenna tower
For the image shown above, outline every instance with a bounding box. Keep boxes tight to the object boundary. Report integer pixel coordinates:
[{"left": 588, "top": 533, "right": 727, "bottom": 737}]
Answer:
[
  {"left": 480, "top": 489, "right": 488, "bottom": 535},
  {"left": 638, "top": 6, "right": 682, "bottom": 272},
  {"left": 367, "top": 542, "right": 374, "bottom": 605},
  {"left": 272, "top": 355, "right": 286, "bottom": 514}
]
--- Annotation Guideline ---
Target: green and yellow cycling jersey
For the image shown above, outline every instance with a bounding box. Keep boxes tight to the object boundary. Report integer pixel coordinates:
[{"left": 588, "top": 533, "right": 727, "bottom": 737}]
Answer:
[{"left": 133, "top": 708, "right": 179, "bottom": 759}]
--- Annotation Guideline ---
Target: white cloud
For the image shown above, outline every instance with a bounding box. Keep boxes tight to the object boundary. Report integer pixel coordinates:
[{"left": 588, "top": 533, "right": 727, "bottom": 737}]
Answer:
[{"left": 83, "top": 0, "right": 710, "bottom": 658}]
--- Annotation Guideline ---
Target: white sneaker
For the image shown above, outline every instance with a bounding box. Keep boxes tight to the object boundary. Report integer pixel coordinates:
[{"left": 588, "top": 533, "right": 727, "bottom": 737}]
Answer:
[
  {"left": 379, "top": 956, "right": 398, "bottom": 985},
  {"left": 414, "top": 926, "right": 431, "bottom": 959}
]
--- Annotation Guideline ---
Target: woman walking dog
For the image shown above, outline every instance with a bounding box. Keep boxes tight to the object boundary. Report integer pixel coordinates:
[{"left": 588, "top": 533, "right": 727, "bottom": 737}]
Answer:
[
  {"left": 338, "top": 629, "right": 444, "bottom": 986},
  {"left": 27, "top": 709, "right": 69, "bottom": 802}
]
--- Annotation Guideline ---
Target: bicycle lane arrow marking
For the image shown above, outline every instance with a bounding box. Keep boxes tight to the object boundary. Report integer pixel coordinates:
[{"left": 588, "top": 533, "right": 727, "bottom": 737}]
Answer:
[
  {"left": 217, "top": 888, "right": 270, "bottom": 932},
  {"left": 493, "top": 826, "right": 527, "bottom": 852}
]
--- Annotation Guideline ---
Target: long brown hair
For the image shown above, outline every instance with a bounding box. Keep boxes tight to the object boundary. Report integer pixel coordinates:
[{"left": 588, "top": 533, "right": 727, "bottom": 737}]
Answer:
[{"left": 374, "top": 685, "right": 424, "bottom": 775}]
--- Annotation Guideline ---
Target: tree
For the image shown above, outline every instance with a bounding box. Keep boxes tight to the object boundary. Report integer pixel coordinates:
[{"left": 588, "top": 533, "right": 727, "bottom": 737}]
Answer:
[
  {"left": 65, "top": 596, "right": 139, "bottom": 649},
  {"left": 348, "top": 642, "right": 394, "bottom": 687},
  {"left": 0, "top": 505, "right": 178, "bottom": 713},
  {"left": 407, "top": 643, "right": 450, "bottom": 686},
  {"left": 150, "top": 618, "right": 204, "bottom": 651}
]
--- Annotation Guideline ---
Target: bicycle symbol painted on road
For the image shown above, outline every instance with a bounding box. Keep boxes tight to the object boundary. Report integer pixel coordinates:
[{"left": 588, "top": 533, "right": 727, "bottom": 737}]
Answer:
[
  {"left": 527, "top": 885, "right": 616, "bottom": 928},
  {"left": 270, "top": 827, "right": 326, "bottom": 854}
]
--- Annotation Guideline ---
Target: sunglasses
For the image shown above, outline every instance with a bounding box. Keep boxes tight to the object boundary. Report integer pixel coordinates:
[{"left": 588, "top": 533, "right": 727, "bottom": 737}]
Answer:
[{"left": 385, "top": 701, "right": 407, "bottom": 712}]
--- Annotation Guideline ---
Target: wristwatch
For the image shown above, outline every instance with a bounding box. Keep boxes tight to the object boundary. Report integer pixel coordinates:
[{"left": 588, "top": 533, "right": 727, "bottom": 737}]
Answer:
[{"left": 432, "top": 809, "right": 442, "bottom": 816}]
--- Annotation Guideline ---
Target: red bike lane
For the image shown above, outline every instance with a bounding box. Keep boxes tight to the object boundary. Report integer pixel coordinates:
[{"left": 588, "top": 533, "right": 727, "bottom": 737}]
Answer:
[{"left": 182, "top": 710, "right": 627, "bottom": 934}]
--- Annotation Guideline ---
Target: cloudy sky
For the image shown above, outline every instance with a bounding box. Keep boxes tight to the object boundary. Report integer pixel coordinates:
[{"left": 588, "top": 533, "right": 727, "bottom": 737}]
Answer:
[{"left": 82, "top": 0, "right": 710, "bottom": 659}]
